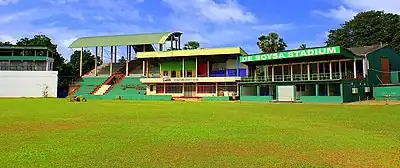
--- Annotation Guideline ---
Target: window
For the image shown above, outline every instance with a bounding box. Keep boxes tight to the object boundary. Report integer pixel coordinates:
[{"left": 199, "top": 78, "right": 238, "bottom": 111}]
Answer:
[
  {"left": 149, "top": 85, "right": 154, "bottom": 91},
  {"left": 163, "top": 71, "right": 168, "bottom": 76},
  {"left": 187, "top": 70, "right": 193, "bottom": 77},
  {"left": 171, "top": 71, "right": 176, "bottom": 77}
]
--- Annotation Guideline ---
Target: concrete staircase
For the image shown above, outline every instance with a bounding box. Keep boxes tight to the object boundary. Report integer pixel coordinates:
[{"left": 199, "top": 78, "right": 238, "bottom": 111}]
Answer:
[
  {"left": 85, "top": 63, "right": 110, "bottom": 77},
  {"left": 93, "top": 85, "right": 112, "bottom": 95}
]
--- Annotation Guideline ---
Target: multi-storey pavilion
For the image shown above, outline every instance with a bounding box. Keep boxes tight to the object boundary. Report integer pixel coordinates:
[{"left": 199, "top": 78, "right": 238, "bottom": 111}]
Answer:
[{"left": 239, "top": 45, "right": 400, "bottom": 103}]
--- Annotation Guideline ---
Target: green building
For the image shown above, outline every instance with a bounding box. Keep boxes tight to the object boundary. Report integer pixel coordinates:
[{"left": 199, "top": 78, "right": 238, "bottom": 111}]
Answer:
[{"left": 239, "top": 45, "right": 400, "bottom": 103}]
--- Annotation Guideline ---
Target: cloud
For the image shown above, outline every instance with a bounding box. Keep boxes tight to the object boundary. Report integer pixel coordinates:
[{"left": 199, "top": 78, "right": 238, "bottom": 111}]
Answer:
[
  {"left": 314, "top": 0, "right": 400, "bottom": 21},
  {"left": 162, "top": 0, "right": 256, "bottom": 23},
  {"left": 0, "top": 0, "right": 18, "bottom": 5},
  {"left": 313, "top": 5, "right": 357, "bottom": 21}
]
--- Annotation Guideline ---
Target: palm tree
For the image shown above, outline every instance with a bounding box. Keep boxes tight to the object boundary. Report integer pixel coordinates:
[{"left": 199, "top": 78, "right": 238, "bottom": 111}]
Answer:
[
  {"left": 183, "top": 41, "right": 200, "bottom": 50},
  {"left": 299, "top": 43, "right": 307, "bottom": 49},
  {"left": 257, "top": 32, "right": 287, "bottom": 53}
]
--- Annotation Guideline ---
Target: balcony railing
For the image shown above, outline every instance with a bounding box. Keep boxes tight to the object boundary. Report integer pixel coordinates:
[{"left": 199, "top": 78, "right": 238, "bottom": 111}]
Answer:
[{"left": 241, "top": 73, "right": 364, "bottom": 83}]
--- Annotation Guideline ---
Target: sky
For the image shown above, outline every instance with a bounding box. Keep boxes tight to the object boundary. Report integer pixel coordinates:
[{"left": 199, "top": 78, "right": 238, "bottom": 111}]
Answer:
[{"left": 0, "top": 0, "right": 399, "bottom": 60}]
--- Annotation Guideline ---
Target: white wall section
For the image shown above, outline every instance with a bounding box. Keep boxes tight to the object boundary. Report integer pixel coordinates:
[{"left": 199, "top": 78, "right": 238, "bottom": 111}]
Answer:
[{"left": 0, "top": 71, "right": 58, "bottom": 97}]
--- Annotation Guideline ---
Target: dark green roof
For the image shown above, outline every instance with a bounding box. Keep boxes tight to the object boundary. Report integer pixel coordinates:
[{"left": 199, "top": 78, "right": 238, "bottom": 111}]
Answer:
[{"left": 68, "top": 32, "right": 182, "bottom": 48}]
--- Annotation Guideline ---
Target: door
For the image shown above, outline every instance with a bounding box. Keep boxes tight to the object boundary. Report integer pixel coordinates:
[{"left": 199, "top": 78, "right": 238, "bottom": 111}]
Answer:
[
  {"left": 381, "top": 57, "right": 390, "bottom": 84},
  {"left": 184, "top": 84, "right": 195, "bottom": 97},
  {"left": 278, "top": 85, "right": 295, "bottom": 102}
]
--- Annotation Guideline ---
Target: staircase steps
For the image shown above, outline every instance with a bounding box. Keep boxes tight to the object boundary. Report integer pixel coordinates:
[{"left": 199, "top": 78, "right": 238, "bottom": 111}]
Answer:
[{"left": 93, "top": 85, "right": 112, "bottom": 95}]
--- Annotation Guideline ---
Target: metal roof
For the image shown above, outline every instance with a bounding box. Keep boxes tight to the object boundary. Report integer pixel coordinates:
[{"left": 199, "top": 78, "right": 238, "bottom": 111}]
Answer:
[
  {"left": 136, "top": 47, "right": 247, "bottom": 59},
  {"left": 348, "top": 45, "right": 384, "bottom": 56},
  {"left": 68, "top": 32, "right": 182, "bottom": 48}
]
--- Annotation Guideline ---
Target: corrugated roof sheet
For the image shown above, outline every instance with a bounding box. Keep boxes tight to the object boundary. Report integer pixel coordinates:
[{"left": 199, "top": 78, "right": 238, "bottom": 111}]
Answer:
[
  {"left": 348, "top": 45, "right": 384, "bottom": 56},
  {"left": 68, "top": 32, "right": 182, "bottom": 48}
]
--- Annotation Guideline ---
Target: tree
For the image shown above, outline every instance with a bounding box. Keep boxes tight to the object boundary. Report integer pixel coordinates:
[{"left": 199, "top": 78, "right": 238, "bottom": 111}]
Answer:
[
  {"left": 183, "top": 41, "right": 200, "bottom": 50},
  {"left": 299, "top": 43, "right": 307, "bottom": 49},
  {"left": 16, "top": 35, "right": 65, "bottom": 71},
  {"left": 0, "top": 41, "right": 12, "bottom": 46},
  {"left": 326, "top": 11, "right": 400, "bottom": 53},
  {"left": 257, "top": 32, "right": 287, "bottom": 53},
  {"left": 118, "top": 56, "right": 126, "bottom": 63},
  {"left": 69, "top": 50, "right": 101, "bottom": 75}
]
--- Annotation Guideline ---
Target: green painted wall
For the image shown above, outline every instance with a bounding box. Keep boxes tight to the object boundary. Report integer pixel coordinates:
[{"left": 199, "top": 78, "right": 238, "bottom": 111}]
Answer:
[
  {"left": 0, "top": 56, "right": 48, "bottom": 61},
  {"left": 241, "top": 96, "right": 273, "bottom": 102},
  {"left": 391, "top": 72, "right": 399, "bottom": 83},
  {"left": 301, "top": 96, "right": 343, "bottom": 103},
  {"left": 161, "top": 61, "right": 182, "bottom": 71},
  {"left": 367, "top": 47, "right": 400, "bottom": 87},
  {"left": 373, "top": 85, "right": 400, "bottom": 100},
  {"left": 160, "top": 59, "right": 196, "bottom": 71},
  {"left": 342, "top": 82, "right": 367, "bottom": 102}
]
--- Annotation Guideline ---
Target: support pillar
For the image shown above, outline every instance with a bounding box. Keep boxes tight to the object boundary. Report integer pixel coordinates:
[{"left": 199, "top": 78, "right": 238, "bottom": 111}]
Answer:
[
  {"left": 362, "top": 58, "right": 366, "bottom": 78},
  {"left": 114, "top": 46, "right": 117, "bottom": 63},
  {"left": 272, "top": 66, "right": 275, "bottom": 82},
  {"left": 236, "top": 56, "right": 240, "bottom": 77},
  {"left": 290, "top": 64, "right": 293, "bottom": 81},
  {"left": 317, "top": 63, "right": 320, "bottom": 80},
  {"left": 327, "top": 84, "right": 330, "bottom": 96},
  {"left": 257, "top": 85, "right": 260, "bottom": 96},
  {"left": 195, "top": 57, "right": 198, "bottom": 77},
  {"left": 353, "top": 59, "right": 357, "bottom": 79},
  {"left": 329, "top": 61, "right": 333, "bottom": 80},
  {"left": 282, "top": 65, "right": 284, "bottom": 81},
  {"left": 339, "top": 61, "right": 342, "bottom": 79},
  {"left": 307, "top": 63, "right": 310, "bottom": 80},
  {"left": 300, "top": 64, "right": 303, "bottom": 80},
  {"left": 95, "top": 47, "right": 98, "bottom": 76},
  {"left": 315, "top": 84, "right": 319, "bottom": 96},
  {"left": 207, "top": 60, "right": 210, "bottom": 77},
  {"left": 146, "top": 59, "right": 149, "bottom": 78},
  {"left": 266, "top": 66, "right": 269, "bottom": 81},
  {"left": 125, "top": 46, "right": 129, "bottom": 76},
  {"left": 142, "top": 60, "right": 145, "bottom": 76},
  {"left": 163, "top": 83, "right": 166, "bottom": 94},
  {"left": 79, "top": 47, "right": 83, "bottom": 76},
  {"left": 215, "top": 83, "right": 218, "bottom": 95},
  {"left": 110, "top": 46, "right": 113, "bottom": 76},
  {"left": 182, "top": 58, "right": 185, "bottom": 78},
  {"left": 264, "top": 66, "right": 267, "bottom": 81},
  {"left": 101, "top": 46, "right": 104, "bottom": 63}
]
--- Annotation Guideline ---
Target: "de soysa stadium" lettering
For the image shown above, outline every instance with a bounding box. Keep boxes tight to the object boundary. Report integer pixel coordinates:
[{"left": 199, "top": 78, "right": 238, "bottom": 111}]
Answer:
[{"left": 240, "top": 46, "right": 340, "bottom": 62}]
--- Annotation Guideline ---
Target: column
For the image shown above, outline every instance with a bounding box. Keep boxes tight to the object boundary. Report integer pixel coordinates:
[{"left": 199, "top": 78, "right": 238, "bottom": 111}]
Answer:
[
  {"left": 239, "top": 85, "right": 243, "bottom": 97},
  {"left": 79, "top": 47, "right": 83, "bottom": 76},
  {"left": 327, "top": 84, "right": 330, "bottom": 96},
  {"left": 101, "top": 46, "right": 104, "bottom": 63},
  {"left": 95, "top": 47, "right": 98, "bottom": 76},
  {"left": 339, "top": 61, "right": 342, "bottom": 79},
  {"left": 344, "top": 61, "right": 347, "bottom": 78},
  {"left": 195, "top": 57, "right": 198, "bottom": 77},
  {"left": 146, "top": 59, "right": 149, "bottom": 77},
  {"left": 315, "top": 84, "right": 319, "bottom": 96},
  {"left": 353, "top": 59, "right": 357, "bottom": 79},
  {"left": 362, "top": 58, "right": 366, "bottom": 78},
  {"left": 236, "top": 56, "right": 240, "bottom": 77},
  {"left": 264, "top": 66, "right": 267, "bottom": 81},
  {"left": 307, "top": 63, "right": 311, "bottom": 80},
  {"left": 329, "top": 62, "right": 332, "bottom": 80},
  {"left": 317, "top": 63, "right": 320, "bottom": 80},
  {"left": 142, "top": 60, "right": 145, "bottom": 76},
  {"left": 257, "top": 85, "right": 260, "bottom": 96},
  {"left": 254, "top": 66, "right": 257, "bottom": 80},
  {"left": 46, "top": 61, "right": 49, "bottom": 71},
  {"left": 272, "top": 66, "right": 275, "bottom": 82},
  {"left": 281, "top": 65, "right": 284, "bottom": 81},
  {"left": 182, "top": 58, "right": 185, "bottom": 78},
  {"left": 195, "top": 83, "right": 198, "bottom": 96},
  {"left": 300, "top": 64, "right": 303, "bottom": 80},
  {"left": 159, "top": 63, "right": 162, "bottom": 76},
  {"left": 266, "top": 66, "right": 269, "bottom": 81},
  {"left": 290, "top": 64, "right": 293, "bottom": 81},
  {"left": 163, "top": 83, "right": 166, "bottom": 94},
  {"left": 207, "top": 60, "right": 210, "bottom": 77},
  {"left": 114, "top": 46, "right": 117, "bottom": 63},
  {"left": 110, "top": 46, "right": 113, "bottom": 76},
  {"left": 215, "top": 83, "right": 218, "bottom": 95},
  {"left": 125, "top": 48, "right": 129, "bottom": 76}
]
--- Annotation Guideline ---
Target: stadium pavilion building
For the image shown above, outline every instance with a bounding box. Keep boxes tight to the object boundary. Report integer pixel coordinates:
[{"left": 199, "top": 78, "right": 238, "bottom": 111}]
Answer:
[{"left": 239, "top": 45, "right": 400, "bottom": 103}]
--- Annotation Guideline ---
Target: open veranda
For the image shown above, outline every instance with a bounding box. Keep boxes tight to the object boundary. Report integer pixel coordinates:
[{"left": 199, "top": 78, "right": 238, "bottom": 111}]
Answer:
[{"left": 1, "top": 99, "right": 400, "bottom": 167}]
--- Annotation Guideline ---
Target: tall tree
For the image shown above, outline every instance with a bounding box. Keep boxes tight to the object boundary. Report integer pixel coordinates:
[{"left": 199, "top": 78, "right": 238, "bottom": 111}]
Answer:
[
  {"left": 16, "top": 35, "right": 65, "bottom": 71},
  {"left": 299, "top": 43, "right": 307, "bottom": 49},
  {"left": 257, "top": 32, "right": 287, "bottom": 53},
  {"left": 69, "top": 50, "right": 101, "bottom": 75},
  {"left": 183, "top": 41, "right": 200, "bottom": 50},
  {"left": 0, "top": 41, "right": 12, "bottom": 46},
  {"left": 326, "top": 11, "right": 400, "bottom": 53}
]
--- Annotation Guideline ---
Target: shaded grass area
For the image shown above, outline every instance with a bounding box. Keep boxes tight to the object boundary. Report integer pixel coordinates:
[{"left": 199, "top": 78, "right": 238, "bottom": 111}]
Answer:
[{"left": 1, "top": 99, "right": 400, "bottom": 167}]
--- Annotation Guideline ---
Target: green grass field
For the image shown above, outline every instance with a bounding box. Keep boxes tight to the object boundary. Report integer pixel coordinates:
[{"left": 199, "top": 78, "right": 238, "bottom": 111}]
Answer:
[{"left": 1, "top": 99, "right": 400, "bottom": 167}]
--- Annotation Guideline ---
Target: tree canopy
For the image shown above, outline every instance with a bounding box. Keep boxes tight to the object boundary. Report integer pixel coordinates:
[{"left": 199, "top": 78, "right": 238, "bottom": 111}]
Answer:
[
  {"left": 299, "top": 44, "right": 307, "bottom": 49},
  {"left": 326, "top": 10, "right": 400, "bottom": 52},
  {"left": 257, "top": 32, "right": 287, "bottom": 53},
  {"left": 183, "top": 41, "right": 200, "bottom": 50}
]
